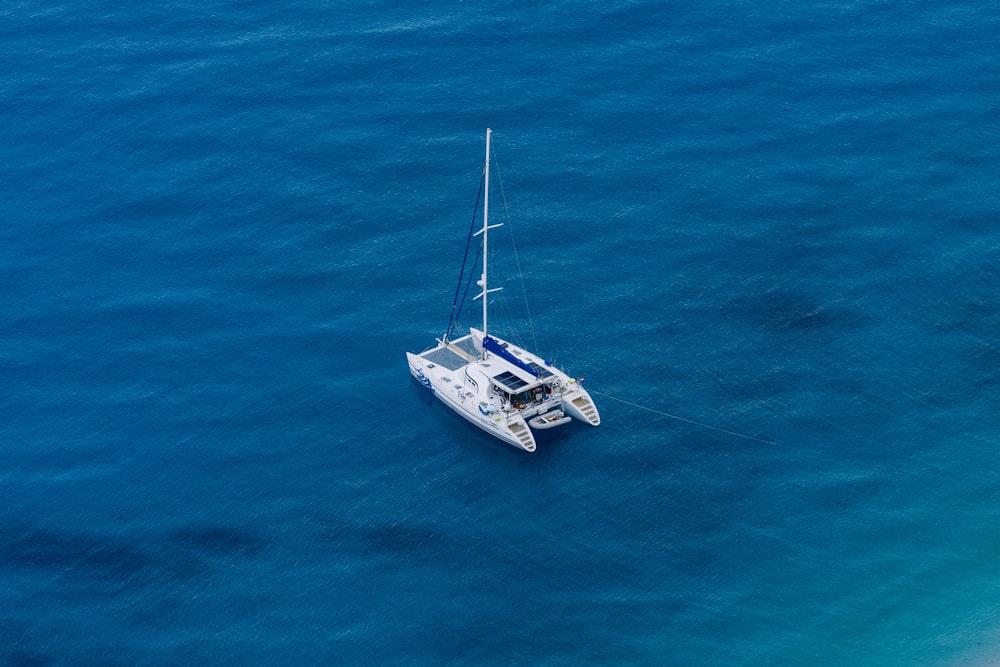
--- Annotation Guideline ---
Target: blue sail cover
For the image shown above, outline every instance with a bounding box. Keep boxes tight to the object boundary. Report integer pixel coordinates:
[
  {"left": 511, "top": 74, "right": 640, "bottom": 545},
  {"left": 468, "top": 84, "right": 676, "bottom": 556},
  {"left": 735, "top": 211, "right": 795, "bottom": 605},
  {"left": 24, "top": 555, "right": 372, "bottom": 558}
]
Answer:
[{"left": 482, "top": 337, "right": 539, "bottom": 378}]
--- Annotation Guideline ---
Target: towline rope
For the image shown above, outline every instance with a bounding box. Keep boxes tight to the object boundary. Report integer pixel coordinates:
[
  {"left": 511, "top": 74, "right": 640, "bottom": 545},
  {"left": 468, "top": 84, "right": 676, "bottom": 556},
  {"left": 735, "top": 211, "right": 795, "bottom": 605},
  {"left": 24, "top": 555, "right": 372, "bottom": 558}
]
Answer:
[{"left": 587, "top": 389, "right": 777, "bottom": 445}]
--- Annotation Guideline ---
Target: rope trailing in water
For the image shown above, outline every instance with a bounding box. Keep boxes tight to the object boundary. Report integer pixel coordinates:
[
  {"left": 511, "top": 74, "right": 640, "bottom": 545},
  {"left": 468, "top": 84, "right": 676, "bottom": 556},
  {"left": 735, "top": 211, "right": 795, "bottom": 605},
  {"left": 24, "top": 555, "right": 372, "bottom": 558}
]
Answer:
[{"left": 587, "top": 389, "right": 777, "bottom": 445}]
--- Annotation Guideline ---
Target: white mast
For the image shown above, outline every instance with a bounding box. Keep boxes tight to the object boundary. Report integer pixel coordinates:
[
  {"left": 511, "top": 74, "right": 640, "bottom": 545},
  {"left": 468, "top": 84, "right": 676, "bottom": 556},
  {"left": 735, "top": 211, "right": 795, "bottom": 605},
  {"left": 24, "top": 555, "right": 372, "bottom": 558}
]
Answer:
[
  {"left": 482, "top": 128, "right": 491, "bottom": 344},
  {"left": 475, "top": 128, "right": 502, "bottom": 359}
]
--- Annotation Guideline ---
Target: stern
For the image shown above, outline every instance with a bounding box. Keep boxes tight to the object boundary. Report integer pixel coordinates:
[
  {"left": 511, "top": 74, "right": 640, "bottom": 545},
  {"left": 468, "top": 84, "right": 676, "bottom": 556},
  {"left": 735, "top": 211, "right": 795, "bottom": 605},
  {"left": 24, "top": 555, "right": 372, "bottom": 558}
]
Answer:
[{"left": 562, "top": 389, "right": 601, "bottom": 426}]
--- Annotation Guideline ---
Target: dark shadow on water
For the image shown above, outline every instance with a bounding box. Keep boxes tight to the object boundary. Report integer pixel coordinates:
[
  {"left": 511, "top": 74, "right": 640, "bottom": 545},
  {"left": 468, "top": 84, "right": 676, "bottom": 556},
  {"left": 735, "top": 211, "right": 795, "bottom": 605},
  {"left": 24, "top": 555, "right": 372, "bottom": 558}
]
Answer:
[
  {"left": 0, "top": 528, "right": 154, "bottom": 583},
  {"left": 3, "top": 649, "right": 57, "bottom": 667},
  {"left": 169, "top": 526, "right": 266, "bottom": 557},
  {"left": 0, "top": 523, "right": 266, "bottom": 592},
  {"left": 718, "top": 288, "right": 873, "bottom": 345}
]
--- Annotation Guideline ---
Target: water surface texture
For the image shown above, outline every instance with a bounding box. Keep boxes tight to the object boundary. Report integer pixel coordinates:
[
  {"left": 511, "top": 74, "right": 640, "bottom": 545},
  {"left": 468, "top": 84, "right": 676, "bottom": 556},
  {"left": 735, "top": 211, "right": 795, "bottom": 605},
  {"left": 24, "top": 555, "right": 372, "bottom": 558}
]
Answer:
[{"left": 2, "top": 1, "right": 998, "bottom": 664}]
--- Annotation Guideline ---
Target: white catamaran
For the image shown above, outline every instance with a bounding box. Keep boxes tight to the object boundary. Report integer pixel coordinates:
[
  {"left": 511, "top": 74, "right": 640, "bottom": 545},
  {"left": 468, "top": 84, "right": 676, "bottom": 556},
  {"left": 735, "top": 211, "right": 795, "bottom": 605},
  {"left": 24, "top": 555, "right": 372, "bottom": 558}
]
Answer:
[{"left": 406, "top": 129, "right": 600, "bottom": 452}]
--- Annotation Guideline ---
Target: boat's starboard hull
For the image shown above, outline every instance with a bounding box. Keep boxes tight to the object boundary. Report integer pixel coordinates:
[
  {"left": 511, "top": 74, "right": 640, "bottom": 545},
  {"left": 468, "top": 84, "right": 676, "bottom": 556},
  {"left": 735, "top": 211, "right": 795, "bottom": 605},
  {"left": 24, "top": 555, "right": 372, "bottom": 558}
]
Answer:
[{"left": 562, "top": 389, "right": 601, "bottom": 426}]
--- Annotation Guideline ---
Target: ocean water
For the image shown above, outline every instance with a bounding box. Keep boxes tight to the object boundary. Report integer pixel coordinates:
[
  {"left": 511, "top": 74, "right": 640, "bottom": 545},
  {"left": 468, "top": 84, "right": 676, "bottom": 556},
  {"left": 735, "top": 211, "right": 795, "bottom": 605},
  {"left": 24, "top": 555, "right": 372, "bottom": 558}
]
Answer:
[{"left": 2, "top": 0, "right": 998, "bottom": 664}]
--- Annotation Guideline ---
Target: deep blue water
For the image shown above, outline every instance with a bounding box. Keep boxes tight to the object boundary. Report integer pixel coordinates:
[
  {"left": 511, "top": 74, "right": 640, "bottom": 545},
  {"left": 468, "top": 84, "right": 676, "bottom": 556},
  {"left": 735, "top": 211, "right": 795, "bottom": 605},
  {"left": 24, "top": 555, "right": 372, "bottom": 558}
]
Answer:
[{"left": 2, "top": 1, "right": 999, "bottom": 664}]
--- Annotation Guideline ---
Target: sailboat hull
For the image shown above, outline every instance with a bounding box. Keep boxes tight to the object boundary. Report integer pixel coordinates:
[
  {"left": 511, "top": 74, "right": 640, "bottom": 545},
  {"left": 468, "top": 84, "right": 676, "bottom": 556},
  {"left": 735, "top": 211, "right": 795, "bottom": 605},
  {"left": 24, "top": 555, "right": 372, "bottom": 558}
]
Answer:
[{"left": 407, "top": 330, "right": 599, "bottom": 452}]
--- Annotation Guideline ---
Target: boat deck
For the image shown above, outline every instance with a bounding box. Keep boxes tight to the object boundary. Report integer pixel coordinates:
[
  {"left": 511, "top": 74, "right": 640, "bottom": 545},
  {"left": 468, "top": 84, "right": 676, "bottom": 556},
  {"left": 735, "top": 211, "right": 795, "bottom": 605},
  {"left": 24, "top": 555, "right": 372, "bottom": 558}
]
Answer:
[
  {"left": 450, "top": 336, "right": 479, "bottom": 357},
  {"left": 421, "top": 346, "right": 469, "bottom": 371},
  {"left": 419, "top": 335, "right": 480, "bottom": 372}
]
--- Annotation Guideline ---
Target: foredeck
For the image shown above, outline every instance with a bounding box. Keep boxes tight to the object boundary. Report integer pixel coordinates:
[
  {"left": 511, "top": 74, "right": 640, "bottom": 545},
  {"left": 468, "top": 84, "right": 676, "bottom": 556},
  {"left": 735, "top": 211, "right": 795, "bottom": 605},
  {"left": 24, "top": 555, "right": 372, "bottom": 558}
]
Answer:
[
  {"left": 419, "top": 335, "right": 481, "bottom": 372},
  {"left": 421, "top": 346, "right": 470, "bottom": 371},
  {"left": 450, "top": 336, "right": 479, "bottom": 358}
]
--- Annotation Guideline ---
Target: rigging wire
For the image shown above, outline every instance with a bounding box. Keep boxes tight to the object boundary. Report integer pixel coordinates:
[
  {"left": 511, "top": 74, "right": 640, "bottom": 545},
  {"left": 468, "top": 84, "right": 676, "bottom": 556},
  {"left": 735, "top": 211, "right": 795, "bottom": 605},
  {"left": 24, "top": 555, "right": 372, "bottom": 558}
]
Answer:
[
  {"left": 586, "top": 389, "right": 777, "bottom": 445},
  {"left": 491, "top": 143, "right": 547, "bottom": 359},
  {"left": 446, "top": 173, "right": 484, "bottom": 341},
  {"left": 454, "top": 245, "right": 481, "bottom": 334}
]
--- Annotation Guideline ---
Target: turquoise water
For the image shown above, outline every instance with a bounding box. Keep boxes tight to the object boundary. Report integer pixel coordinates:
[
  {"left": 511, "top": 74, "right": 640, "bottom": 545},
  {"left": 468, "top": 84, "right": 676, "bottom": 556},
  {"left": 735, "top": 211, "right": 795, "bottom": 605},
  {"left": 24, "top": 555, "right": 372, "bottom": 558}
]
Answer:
[{"left": 2, "top": 1, "right": 999, "bottom": 664}]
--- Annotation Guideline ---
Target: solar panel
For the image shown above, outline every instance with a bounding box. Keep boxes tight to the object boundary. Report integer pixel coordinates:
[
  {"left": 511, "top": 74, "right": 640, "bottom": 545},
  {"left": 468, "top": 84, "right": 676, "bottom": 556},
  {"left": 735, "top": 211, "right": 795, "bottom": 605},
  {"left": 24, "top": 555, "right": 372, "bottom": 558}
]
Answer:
[{"left": 493, "top": 371, "right": 531, "bottom": 392}]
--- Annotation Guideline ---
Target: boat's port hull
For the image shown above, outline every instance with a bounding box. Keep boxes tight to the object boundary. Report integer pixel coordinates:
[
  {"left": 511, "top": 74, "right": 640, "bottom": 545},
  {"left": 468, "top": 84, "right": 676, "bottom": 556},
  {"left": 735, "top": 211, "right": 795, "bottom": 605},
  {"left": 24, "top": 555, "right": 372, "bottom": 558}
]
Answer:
[{"left": 407, "top": 357, "right": 536, "bottom": 451}]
